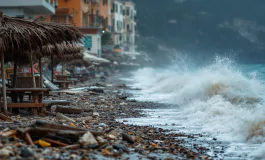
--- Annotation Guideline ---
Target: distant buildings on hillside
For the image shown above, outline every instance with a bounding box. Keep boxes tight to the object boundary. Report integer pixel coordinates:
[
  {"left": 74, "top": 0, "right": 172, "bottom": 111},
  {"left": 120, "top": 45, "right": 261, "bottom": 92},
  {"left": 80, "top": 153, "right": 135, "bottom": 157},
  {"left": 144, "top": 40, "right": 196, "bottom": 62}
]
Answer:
[{"left": 0, "top": 0, "right": 137, "bottom": 58}]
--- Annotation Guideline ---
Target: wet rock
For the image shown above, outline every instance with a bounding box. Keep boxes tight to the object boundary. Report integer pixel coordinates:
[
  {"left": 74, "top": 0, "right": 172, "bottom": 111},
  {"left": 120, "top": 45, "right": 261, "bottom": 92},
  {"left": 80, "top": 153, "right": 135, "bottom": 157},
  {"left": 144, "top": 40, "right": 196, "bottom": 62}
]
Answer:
[
  {"left": 53, "top": 153, "right": 60, "bottom": 159},
  {"left": 0, "top": 148, "right": 13, "bottom": 157},
  {"left": 97, "top": 136, "right": 107, "bottom": 145},
  {"left": 108, "top": 134, "right": 117, "bottom": 140},
  {"left": 122, "top": 133, "right": 135, "bottom": 144},
  {"left": 88, "top": 144, "right": 99, "bottom": 149},
  {"left": 93, "top": 112, "right": 100, "bottom": 117},
  {"left": 80, "top": 116, "right": 93, "bottom": 121},
  {"left": 79, "top": 131, "right": 98, "bottom": 147},
  {"left": 20, "top": 146, "right": 34, "bottom": 157},
  {"left": 99, "top": 123, "right": 107, "bottom": 127},
  {"left": 70, "top": 154, "right": 80, "bottom": 160},
  {"left": 106, "top": 145, "right": 113, "bottom": 152},
  {"left": 213, "top": 138, "right": 217, "bottom": 141},
  {"left": 113, "top": 144, "right": 129, "bottom": 153},
  {"left": 110, "top": 130, "right": 119, "bottom": 137}
]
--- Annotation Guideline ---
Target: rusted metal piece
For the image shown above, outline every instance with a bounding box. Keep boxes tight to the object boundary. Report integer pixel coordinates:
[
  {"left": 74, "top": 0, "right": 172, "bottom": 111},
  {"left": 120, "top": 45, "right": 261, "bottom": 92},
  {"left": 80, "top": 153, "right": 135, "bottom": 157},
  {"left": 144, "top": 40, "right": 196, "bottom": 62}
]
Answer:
[
  {"left": 44, "top": 138, "right": 69, "bottom": 147},
  {"left": 25, "top": 132, "right": 34, "bottom": 146},
  {"left": 0, "top": 113, "right": 13, "bottom": 122}
]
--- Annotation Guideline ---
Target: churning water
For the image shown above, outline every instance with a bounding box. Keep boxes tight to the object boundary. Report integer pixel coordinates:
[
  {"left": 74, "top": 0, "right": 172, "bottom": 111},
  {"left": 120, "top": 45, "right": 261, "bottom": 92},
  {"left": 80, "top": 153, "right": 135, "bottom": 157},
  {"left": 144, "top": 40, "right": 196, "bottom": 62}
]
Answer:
[{"left": 121, "top": 57, "right": 265, "bottom": 159}]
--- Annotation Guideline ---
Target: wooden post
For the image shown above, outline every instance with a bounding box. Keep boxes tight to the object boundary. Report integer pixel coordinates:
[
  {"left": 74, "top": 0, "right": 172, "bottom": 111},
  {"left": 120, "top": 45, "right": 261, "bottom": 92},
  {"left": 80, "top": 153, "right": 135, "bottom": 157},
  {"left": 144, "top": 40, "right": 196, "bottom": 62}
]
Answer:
[
  {"left": 1, "top": 51, "right": 7, "bottom": 114},
  {"left": 12, "top": 55, "right": 18, "bottom": 88},
  {"left": 30, "top": 55, "right": 36, "bottom": 88},
  {"left": 0, "top": 13, "right": 7, "bottom": 114},
  {"left": 39, "top": 56, "right": 43, "bottom": 88},
  {"left": 62, "top": 63, "right": 64, "bottom": 75},
  {"left": 51, "top": 55, "right": 54, "bottom": 83}
]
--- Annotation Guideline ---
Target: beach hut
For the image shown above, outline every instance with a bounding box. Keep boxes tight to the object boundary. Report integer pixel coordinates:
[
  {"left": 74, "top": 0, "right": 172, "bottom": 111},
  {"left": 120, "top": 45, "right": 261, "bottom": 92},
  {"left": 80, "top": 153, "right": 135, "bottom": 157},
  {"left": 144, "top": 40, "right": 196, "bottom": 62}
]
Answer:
[{"left": 0, "top": 12, "right": 83, "bottom": 114}]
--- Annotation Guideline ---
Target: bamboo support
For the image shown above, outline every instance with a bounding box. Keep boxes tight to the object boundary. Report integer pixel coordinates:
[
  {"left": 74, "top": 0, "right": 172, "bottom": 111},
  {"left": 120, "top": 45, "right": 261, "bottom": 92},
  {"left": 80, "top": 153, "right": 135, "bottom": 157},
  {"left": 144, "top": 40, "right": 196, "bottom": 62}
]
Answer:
[
  {"left": 1, "top": 48, "right": 7, "bottom": 114},
  {"left": 51, "top": 55, "right": 54, "bottom": 83},
  {"left": 39, "top": 56, "right": 43, "bottom": 87},
  {"left": 30, "top": 55, "right": 36, "bottom": 88}
]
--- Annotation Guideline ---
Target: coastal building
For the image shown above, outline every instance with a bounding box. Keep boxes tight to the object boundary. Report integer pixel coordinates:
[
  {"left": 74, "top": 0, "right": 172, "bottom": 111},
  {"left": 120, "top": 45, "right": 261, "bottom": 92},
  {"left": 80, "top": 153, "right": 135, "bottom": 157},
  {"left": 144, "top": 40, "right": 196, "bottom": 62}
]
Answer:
[
  {"left": 100, "top": 0, "right": 112, "bottom": 32},
  {"left": 46, "top": 0, "right": 100, "bottom": 27},
  {"left": 0, "top": 0, "right": 55, "bottom": 19},
  {"left": 45, "top": 0, "right": 103, "bottom": 57},
  {"left": 122, "top": 0, "right": 137, "bottom": 57},
  {"left": 80, "top": 28, "right": 102, "bottom": 57},
  {"left": 111, "top": 0, "right": 124, "bottom": 47}
]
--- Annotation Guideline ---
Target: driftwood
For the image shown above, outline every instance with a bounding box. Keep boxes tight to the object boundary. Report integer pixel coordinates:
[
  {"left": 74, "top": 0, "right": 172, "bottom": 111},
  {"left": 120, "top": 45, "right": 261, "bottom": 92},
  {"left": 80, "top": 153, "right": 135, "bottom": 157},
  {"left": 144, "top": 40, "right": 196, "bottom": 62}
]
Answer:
[
  {"left": 55, "top": 106, "right": 82, "bottom": 114},
  {"left": 55, "top": 113, "right": 76, "bottom": 123}
]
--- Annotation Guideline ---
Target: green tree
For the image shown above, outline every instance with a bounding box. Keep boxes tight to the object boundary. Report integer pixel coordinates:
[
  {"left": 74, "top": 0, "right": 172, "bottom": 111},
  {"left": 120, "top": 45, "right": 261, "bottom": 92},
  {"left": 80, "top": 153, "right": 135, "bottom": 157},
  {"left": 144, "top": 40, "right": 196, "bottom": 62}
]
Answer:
[{"left": 101, "top": 31, "right": 113, "bottom": 46}]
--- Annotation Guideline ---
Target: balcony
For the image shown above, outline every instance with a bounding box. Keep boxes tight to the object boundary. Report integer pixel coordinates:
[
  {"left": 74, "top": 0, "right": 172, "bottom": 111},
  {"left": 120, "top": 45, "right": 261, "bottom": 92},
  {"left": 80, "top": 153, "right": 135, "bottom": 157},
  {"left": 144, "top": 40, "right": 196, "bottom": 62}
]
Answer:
[{"left": 0, "top": 0, "right": 55, "bottom": 15}]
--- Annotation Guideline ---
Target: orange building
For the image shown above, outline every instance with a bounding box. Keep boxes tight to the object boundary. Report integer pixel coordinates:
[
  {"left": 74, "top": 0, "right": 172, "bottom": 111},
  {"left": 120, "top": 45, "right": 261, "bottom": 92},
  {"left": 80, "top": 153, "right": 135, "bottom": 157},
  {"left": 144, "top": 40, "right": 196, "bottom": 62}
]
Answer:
[
  {"left": 46, "top": 0, "right": 101, "bottom": 28},
  {"left": 99, "top": 0, "right": 111, "bottom": 31}
]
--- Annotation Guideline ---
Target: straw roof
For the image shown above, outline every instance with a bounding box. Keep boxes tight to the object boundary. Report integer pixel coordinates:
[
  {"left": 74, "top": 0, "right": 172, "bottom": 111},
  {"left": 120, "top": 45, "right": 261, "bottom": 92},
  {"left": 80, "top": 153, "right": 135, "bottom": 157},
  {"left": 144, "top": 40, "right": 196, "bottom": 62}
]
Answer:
[
  {"left": 0, "top": 13, "right": 83, "bottom": 54},
  {"left": 39, "top": 42, "right": 84, "bottom": 57},
  {"left": 5, "top": 43, "right": 84, "bottom": 65},
  {"left": 53, "top": 53, "right": 84, "bottom": 65}
]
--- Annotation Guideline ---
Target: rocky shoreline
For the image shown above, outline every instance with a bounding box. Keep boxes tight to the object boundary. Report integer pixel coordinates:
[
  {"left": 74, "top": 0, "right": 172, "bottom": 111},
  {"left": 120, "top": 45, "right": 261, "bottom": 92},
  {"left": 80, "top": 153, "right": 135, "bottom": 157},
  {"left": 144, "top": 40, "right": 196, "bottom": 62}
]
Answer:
[{"left": 0, "top": 78, "right": 215, "bottom": 160}]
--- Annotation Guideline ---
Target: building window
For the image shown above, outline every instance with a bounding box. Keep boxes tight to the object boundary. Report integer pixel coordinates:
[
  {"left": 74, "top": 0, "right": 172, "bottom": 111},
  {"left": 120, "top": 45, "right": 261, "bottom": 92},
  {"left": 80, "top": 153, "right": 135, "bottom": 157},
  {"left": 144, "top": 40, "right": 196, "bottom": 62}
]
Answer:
[
  {"left": 120, "top": 6, "right": 123, "bottom": 14},
  {"left": 112, "top": 3, "right": 115, "bottom": 12},
  {"left": 123, "top": 22, "right": 125, "bottom": 29},
  {"left": 115, "top": 4, "right": 118, "bottom": 13},
  {"left": 112, "top": 18, "right": 115, "bottom": 31},
  {"left": 126, "top": 7, "right": 130, "bottom": 16}
]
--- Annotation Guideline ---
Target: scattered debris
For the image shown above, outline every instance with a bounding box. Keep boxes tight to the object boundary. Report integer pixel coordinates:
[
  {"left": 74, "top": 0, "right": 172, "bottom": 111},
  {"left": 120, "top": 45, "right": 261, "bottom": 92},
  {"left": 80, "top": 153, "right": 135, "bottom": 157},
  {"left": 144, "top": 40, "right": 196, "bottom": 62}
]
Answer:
[{"left": 55, "top": 106, "right": 82, "bottom": 114}]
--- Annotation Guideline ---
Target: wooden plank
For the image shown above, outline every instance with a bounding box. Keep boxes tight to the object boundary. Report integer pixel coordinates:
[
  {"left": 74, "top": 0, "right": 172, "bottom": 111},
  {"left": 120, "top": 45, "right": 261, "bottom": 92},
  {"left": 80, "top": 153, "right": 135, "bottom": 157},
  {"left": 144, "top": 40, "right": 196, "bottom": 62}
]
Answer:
[
  {"left": 53, "top": 80, "right": 71, "bottom": 83},
  {"left": 7, "top": 88, "right": 49, "bottom": 92},
  {"left": 43, "top": 100, "right": 71, "bottom": 105},
  {"left": 0, "top": 103, "right": 49, "bottom": 108},
  {"left": 55, "top": 106, "right": 82, "bottom": 114}
]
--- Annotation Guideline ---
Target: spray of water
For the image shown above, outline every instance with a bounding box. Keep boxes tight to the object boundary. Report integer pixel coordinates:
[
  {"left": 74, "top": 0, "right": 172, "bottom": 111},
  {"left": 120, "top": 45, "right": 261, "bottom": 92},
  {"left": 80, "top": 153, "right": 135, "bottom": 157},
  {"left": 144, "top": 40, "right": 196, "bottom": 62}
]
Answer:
[{"left": 132, "top": 56, "right": 265, "bottom": 145}]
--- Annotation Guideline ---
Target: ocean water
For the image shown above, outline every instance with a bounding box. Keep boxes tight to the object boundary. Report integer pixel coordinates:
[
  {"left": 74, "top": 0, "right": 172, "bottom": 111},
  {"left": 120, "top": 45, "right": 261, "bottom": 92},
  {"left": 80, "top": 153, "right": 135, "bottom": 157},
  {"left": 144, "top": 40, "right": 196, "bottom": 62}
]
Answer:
[{"left": 119, "top": 57, "right": 265, "bottom": 159}]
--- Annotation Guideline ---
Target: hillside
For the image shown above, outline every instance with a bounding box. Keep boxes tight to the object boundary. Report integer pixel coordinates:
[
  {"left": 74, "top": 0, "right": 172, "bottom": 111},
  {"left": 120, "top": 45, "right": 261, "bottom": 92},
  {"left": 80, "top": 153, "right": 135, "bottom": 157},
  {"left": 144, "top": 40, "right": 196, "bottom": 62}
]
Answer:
[{"left": 134, "top": 0, "right": 265, "bottom": 64}]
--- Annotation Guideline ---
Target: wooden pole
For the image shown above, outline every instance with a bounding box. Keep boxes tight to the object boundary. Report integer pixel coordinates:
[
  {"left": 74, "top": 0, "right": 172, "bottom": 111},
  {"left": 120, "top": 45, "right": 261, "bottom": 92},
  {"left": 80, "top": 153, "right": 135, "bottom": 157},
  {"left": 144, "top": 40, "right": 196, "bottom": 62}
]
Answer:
[
  {"left": 1, "top": 51, "right": 7, "bottom": 114},
  {"left": 51, "top": 55, "right": 54, "bottom": 83},
  {"left": 62, "top": 63, "right": 64, "bottom": 75},
  {"left": 13, "top": 55, "right": 18, "bottom": 88},
  {"left": 39, "top": 56, "right": 43, "bottom": 88},
  {"left": 30, "top": 55, "right": 36, "bottom": 88},
  {"left": 0, "top": 13, "right": 7, "bottom": 113}
]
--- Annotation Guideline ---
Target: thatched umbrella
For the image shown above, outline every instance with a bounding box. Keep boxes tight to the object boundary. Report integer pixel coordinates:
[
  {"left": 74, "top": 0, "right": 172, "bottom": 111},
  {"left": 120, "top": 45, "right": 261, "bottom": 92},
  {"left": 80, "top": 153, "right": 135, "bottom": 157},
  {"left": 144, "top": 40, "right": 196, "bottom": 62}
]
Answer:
[{"left": 0, "top": 12, "right": 83, "bottom": 113}]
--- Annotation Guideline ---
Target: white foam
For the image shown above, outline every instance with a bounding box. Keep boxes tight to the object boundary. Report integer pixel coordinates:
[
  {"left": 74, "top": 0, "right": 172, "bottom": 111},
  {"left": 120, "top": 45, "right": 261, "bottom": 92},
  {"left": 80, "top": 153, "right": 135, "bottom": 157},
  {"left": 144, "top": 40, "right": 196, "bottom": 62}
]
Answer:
[{"left": 130, "top": 57, "right": 265, "bottom": 144}]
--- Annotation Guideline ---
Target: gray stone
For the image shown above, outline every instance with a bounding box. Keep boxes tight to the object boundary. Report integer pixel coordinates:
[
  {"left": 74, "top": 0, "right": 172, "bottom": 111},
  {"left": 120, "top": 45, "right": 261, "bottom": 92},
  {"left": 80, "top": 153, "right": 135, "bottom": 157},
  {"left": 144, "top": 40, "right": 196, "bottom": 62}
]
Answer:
[{"left": 20, "top": 146, "right": 34, "bottom": 157}]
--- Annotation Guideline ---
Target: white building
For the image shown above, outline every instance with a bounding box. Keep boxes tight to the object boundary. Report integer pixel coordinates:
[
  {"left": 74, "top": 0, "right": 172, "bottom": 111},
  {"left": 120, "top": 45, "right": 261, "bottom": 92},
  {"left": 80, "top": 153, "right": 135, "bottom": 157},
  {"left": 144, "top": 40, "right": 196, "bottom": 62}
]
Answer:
[
  {"left": 123, "top": 0, "right": 136, "bottom": 57},
  {"left": 0, "top": 0, "right": 55, "bottom": 19},
  {"left": 111, "top": 0, "right": 124, "bottom": 46},
  {"left": 80, "top": 28, "right": 102, "bottom": 57}
]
